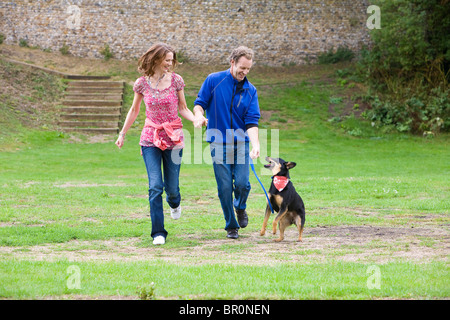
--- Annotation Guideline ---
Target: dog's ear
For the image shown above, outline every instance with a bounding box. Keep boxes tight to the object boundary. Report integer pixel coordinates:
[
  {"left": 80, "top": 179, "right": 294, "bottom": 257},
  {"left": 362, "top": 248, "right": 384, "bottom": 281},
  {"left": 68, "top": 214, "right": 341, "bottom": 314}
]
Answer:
[{"left": 286, "top": 162, "right": 296, "bottom": 170}]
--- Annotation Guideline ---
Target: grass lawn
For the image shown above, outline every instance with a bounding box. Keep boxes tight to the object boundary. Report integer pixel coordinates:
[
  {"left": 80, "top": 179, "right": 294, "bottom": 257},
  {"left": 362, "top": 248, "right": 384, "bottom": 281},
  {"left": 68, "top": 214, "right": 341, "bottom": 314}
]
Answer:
[{"left": 0, "top": 46, "right": 449, "bottom": 300}]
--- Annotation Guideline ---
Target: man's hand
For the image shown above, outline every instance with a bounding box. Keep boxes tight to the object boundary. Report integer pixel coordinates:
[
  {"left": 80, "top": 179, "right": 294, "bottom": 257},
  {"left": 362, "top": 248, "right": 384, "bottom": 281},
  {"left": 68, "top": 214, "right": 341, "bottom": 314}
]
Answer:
[
  {"left": 250, "top": 146, "right": 260, "bottom": 159},
  {"left": 193, "top": 105, "right": 208, "bottom": 128},
  {"left": 193, "top": 114, "right": 208, "bottom": 128},
  {"left": 247, "top": 126, "right": 260, "bottom": 159}
]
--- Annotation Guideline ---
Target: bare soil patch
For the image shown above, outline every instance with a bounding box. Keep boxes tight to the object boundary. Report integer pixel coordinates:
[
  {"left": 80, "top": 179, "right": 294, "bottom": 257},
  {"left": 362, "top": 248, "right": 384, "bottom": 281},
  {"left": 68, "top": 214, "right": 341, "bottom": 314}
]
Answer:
[{"left": 2, "top": 225, "right": 447, "bottom": 265}]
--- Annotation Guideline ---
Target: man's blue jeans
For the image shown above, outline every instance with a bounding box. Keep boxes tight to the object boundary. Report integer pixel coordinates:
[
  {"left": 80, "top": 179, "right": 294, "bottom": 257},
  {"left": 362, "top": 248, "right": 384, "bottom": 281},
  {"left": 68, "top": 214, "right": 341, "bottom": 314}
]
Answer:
[
  {"left": 142, "top": 146, "right": 182, "bottom": 239},
  {"left": 210, "top": 142, "right": 251, "bottom": 230}
]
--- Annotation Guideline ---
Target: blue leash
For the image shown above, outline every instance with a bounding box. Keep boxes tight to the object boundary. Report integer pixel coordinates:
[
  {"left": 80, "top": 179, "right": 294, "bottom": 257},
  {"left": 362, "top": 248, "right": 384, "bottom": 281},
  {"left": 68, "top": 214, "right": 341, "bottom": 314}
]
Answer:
[{"left": 250, "top": 158, "right": 274, "bottom": 213}]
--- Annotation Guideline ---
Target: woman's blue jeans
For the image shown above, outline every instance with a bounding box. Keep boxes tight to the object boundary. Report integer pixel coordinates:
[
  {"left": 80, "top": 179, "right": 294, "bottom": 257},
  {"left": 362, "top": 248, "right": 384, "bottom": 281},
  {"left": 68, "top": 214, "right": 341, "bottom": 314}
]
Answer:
[
  {"left": 210, "top": 142, "right": 251, "bottom": 230},
  {"left": 142, "top": 146, "right": 183, "bottom": 239}
]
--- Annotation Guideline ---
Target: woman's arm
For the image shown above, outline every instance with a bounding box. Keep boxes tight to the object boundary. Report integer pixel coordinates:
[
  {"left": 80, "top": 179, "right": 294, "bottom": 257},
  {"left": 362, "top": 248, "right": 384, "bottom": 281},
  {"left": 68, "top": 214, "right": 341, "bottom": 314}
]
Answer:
[
  {"left": 177, "top": 89, "right": 195, "bottom": 122},
  {"left": 115, "top": 92, "right": 143, "bottom": 149},
  {"left": 178, "top": 89, "right": 208, "bottom": 127}
]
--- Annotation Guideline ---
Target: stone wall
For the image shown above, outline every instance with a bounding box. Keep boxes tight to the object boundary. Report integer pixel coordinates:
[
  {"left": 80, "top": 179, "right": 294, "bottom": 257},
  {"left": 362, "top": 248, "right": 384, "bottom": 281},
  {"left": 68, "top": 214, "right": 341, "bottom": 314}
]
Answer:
[{"left": 0, "top": 0, "right": 371, "bottom": 65}]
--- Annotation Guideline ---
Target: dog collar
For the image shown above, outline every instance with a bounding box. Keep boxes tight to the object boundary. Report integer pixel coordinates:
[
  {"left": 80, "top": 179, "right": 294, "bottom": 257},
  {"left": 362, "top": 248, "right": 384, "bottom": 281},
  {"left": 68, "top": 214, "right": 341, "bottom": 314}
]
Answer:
[{"left": 273, "top": 176, "right": 289, "bottom": 192}]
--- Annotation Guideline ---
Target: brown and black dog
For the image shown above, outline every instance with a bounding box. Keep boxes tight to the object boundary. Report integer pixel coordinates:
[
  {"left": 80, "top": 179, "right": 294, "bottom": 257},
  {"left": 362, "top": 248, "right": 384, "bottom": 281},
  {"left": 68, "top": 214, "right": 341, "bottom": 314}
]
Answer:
[{"left": 260, "top": 157, "right": 306, "bottom": 242}]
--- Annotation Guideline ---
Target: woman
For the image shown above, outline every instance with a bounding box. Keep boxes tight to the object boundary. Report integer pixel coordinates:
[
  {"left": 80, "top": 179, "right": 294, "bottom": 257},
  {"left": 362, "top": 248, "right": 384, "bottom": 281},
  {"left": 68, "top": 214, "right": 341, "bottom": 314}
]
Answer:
[{"left": 115, "top": 43, "right": 206, "bottom": 245}]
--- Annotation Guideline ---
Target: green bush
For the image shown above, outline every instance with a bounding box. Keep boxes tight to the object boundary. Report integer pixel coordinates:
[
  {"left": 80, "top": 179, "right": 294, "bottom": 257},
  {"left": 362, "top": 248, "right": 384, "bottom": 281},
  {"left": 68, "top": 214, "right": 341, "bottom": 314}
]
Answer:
[
  {"left": 357, "top": 0, "right": 450, "bottom": 134},
  {"left": 59, "top": 43, "right": 70, "bottom": 55},
  {"left": 176, "top": 50, "right": 190, "bottom": 63},
  {"left": 360, "top": 0, "right": 449, "bottom": 87},
  {"left": 318, "top": 46, "right": 355, "bottom": 64},
  {"left": 363, "top": 87, "right": 449, "bottom": 133},
  {"left": 136, "top": 283, "right": 156, "bottom": 300},
  {"left": 100, "top": 43, "right": 114, "bottom": 61},
  {"left": 19, "top": 38, "right": 29, "bottom": 47}
]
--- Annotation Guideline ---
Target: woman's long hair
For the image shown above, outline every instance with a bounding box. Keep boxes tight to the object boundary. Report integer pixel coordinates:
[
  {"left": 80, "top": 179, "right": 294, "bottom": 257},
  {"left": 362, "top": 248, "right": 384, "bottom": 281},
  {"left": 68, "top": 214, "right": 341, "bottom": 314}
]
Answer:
[{"left": 137, "top": 43, "right": 179, "bottom": 77}]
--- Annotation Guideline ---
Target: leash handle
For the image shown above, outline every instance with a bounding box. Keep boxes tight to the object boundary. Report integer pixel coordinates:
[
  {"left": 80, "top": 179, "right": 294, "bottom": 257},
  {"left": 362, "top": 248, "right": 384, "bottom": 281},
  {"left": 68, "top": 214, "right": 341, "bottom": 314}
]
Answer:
[{"left": 250, "top": 159, "right": 274, "bottom": 213}]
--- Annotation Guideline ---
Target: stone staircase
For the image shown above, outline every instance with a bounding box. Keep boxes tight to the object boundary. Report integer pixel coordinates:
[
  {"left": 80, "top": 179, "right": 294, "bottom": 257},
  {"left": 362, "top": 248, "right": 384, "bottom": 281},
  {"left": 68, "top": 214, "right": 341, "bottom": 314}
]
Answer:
[{"left": 59, "top": 80, "right": 125, "bottom": 134}]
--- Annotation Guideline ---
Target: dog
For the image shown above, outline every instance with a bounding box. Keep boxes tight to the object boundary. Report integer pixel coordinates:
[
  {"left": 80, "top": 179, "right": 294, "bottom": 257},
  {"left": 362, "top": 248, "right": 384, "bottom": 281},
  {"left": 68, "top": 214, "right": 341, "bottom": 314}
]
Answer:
[{"left": 260, "top": 157, "right": 306, "bottom": 242}]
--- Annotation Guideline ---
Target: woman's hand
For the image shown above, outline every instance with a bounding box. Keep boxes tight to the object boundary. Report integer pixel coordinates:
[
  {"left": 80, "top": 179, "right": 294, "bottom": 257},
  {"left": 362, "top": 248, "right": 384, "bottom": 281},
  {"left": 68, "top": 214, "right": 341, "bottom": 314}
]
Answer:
[
  {"left": 116, "top": 92, "right": 142, "bottom": 150},
  {"left": 193, "top": 105, "right": 208, "bottom": 128},
  {"left": 115, "top": 134, "right": 125, "bottom": 149},
  {"left": 193, "top": 114, "right": 208, "bottom": 128}
]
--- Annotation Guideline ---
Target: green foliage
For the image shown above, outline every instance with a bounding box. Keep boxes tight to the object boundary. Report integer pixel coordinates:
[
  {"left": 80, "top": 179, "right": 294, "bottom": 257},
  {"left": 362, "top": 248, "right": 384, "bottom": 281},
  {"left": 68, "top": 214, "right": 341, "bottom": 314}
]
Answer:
[
  {"left": 329, "top": 97, "right": 343, "bottom": 104},
  {"left": 318, "top": 46, "right": 355, "bottom": 64},
  {"left": 100, "top": 43, "right": 114, "bottom": 61},
  {"left": 357, "top": 0, "right": 450, "bottom": 134},
  {"left": 363, "top": 87, "right": 450, "bottom": 133},
  {"left": 136, "top": 283, "right": 156, "bottom": 300},
  {"left": 19, "top": 39, "right": 29, "bottom": 47},
  {"left": 363, "top": 0, "right": 450, "bottom": 85},
  {"left": 176, "top": 50, "right": 190, "bottom": 63},
  {"left": 59, "top": 42, "right": 70, "bottom": 55},
  {"left": 0, "top": 34, "right": 4, "bottom": 44}
]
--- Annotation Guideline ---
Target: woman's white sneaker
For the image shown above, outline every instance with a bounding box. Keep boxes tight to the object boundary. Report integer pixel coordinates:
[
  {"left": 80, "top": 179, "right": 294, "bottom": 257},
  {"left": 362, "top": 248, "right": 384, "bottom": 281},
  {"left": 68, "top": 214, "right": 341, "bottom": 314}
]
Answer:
[
  {"left": 170, "top": 205, "right": 181, "bottom": 220},
  {"left": 153, "top": 236, "right": 165, "bottom": 245}
]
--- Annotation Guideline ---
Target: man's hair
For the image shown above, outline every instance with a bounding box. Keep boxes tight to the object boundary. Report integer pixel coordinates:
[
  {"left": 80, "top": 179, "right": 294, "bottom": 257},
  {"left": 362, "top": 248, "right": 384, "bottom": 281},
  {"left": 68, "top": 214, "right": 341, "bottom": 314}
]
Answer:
[{"left": 228, "top": 46, "right": 254, "bottom": 64}]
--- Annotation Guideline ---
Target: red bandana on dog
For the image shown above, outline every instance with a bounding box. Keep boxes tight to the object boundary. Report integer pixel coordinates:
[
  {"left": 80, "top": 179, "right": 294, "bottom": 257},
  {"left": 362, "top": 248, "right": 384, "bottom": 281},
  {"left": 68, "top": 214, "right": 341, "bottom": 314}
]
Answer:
[{"left": 273, "top": 176, "right": 289, "bottom": 192}]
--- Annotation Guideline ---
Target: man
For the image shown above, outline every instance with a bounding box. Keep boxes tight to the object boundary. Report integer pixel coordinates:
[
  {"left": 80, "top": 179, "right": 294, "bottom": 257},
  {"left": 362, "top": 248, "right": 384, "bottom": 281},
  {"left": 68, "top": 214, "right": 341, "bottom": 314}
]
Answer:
[{"left": 193, "top": 46, "right": 261, "bottom": 239}]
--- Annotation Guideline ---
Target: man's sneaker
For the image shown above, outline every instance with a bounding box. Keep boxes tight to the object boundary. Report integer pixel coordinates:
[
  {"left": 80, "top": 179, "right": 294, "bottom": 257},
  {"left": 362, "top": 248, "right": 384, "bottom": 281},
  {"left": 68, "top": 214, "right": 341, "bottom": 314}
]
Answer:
[
  {"left": 170, "top": 205, "right": 181, "bottom": 220},
  {"left": 226, "top": 228, "right": 239, "bottom": 239},
  {"left": 153, "top": 236, "right": 165, "bottom": 245},
  {"left": 236, "top": 209, "right": 248, "bottom": 228}
]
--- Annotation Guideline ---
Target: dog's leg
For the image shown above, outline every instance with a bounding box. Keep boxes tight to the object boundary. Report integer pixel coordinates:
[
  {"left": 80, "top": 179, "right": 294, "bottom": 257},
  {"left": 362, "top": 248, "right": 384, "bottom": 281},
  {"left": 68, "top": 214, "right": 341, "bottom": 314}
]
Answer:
[
  {"left": 272, "top": 207, "right": 288, "bottom": 235},
  {"left": 260, "top": 204, "right": 272, "bottom": 236},
  {"left": 294, "top": 215, "right": 304, "bottom": 242},
  {"left": 275, "top": 216, "right": 289, "bottom": 242}
]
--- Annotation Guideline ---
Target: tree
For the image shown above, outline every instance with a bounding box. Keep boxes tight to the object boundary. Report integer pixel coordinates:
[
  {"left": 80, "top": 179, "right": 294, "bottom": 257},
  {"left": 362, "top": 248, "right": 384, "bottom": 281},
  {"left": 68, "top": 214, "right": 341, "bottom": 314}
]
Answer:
[{"left": 359, "top": 0, "right": 450, "bottom": 133}]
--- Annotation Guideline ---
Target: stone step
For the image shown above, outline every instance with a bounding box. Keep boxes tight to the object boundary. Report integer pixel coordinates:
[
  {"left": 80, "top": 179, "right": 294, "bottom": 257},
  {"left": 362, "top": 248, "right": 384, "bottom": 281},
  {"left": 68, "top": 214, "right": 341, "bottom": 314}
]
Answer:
[
  {"left": 61, "top": 127, "right": 119, "bottom": 134},
  {"left": 60, "top": 79, "right": 124, "bottom": 134},
  {"left": 65, "top": 86, "right": 124, "bottom": 93},
  {"left": 66, "top": 75, "right": 111, "bottom": 80},
  {"left": 68, "top": 81, "right": 124, "bottom": 88},
  {"left": 59, "top": 120, "right": 119, "bottom": 128},
  {"left": 60, "top": 114, "right": 121, "bottom": 121},
  {"left": 62, "top": 100, "right": 122, "bottom": 106},
  {"left": 61, "top": 107, "right": 121, "bottom": 114},
  {"left": 65, "top": 93, "right": 123, "bottom": 100}
]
